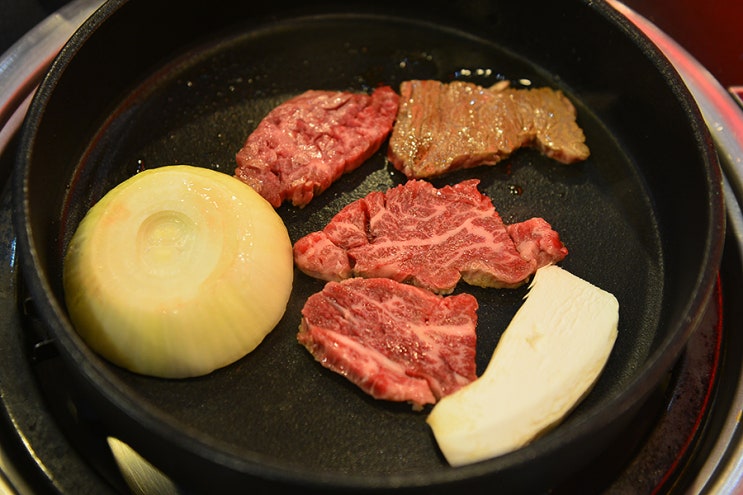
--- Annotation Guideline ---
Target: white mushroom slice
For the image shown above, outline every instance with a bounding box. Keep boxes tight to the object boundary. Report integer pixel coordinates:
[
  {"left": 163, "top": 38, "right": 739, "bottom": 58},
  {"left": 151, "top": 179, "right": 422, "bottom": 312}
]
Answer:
[{"left": 427, "top": 264, "right": 619, "bottom": 466}]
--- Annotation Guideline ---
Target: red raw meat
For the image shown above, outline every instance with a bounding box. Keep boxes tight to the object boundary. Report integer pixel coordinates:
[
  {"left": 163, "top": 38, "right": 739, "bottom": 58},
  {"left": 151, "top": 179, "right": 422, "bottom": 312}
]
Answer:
[
  {"left": 507, "top": 218, "right": 571, "bottom": 270},
  {"left": 234, "top": 86, "right": 399, "bottom": 207},
  {"left": 293, "top": 179, "right": 568, "bottom": 294},
  {"left": 298, "top": 277, "right": 478, "bottom": 409}
]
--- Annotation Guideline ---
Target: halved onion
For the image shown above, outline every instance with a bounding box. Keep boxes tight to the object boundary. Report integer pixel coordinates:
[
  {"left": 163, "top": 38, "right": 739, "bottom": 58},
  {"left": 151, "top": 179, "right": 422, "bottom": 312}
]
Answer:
[{"left": 63, "top": 165, "right": 294, "bottom": 378}]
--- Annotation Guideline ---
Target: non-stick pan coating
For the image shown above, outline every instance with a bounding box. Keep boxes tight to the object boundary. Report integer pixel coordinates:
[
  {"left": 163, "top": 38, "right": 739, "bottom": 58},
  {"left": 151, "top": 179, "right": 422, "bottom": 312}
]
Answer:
[{"left": 14, "top": 0, "right": 724, "bottom": 492}]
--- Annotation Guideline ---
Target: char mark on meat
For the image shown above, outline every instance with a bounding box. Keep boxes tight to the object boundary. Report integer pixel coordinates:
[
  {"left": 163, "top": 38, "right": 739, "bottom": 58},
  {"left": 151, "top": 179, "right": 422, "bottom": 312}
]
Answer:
[
  {"left": 298, "top": 277, "right": 478, "bottom": 410},
  {"left": 235, "top": 86, "right": 399, "bottom": 207},
  {"left": 293, "top": 179, "right": 568, "bottom": 294},
  {"left": 387, "top": 80, "right": 590, "bottom": 178}
]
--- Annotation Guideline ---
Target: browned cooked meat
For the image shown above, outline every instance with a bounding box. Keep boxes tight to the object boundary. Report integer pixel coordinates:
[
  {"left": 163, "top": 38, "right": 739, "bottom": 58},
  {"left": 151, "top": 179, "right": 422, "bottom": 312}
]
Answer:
[{"left": 387, "top": 80, "right": 590, "bottom": 178}]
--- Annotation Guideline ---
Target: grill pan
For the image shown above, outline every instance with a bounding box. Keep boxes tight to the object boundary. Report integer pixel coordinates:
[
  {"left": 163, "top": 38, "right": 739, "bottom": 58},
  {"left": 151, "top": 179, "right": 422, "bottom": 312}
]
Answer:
[{"left": 12, "top": 0, "right": 725, "bottom": 492}]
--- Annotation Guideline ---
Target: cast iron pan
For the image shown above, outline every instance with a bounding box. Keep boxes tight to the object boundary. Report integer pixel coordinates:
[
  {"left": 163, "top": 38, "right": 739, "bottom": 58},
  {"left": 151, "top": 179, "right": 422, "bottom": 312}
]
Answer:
[{"left": 13, "top": 0, "right": 725, "bottom": 493}]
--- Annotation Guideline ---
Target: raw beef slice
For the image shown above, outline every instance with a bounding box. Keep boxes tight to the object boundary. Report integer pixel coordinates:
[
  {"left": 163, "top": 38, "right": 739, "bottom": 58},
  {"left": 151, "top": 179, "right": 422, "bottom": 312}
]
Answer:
[
  {"left": 293, "top": 179, "right": 568, "bottom": 294},
  {"left": 235, "top": 86, "right": 399, "bottom": 207},
  {"left": 298, "top": 277, "right": 478, "bottom": 409},
  {"left": 387, "top": 80, "right": 590, "bottom": 178}
]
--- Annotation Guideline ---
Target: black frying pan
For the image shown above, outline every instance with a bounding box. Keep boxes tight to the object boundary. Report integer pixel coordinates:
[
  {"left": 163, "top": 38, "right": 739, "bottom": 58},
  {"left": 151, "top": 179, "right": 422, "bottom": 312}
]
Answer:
[{"left": 13, "top": 0, "right": 725, "bottom": 493}]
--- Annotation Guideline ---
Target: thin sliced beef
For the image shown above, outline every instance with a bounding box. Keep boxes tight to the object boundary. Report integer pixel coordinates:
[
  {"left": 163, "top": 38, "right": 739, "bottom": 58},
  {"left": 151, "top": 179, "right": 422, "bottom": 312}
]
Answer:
[
  {"left": 387, "top": 80, "right": 590, "bottom": 178},
  {"left": 293, "top": 179, "right": 568, "bottom": 294},
  {"left": 298, "top": 277, "right": 478, "bottom": 409},
  {"left": 235, "top": 86, "right": 399, "bottom": 207}
]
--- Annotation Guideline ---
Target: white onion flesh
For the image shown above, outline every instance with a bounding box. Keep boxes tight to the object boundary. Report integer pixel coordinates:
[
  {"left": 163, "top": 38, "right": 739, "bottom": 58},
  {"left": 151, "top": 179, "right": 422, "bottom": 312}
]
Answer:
[{"left": 63, "top": 165, "right": 294, "bottom": 378}]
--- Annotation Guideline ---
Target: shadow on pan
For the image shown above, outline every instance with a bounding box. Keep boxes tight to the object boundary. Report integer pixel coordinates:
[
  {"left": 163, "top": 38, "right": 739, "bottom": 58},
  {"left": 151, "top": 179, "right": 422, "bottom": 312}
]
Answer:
[{"left": 12, "top": 0, "right": 724, "bottom": 493}]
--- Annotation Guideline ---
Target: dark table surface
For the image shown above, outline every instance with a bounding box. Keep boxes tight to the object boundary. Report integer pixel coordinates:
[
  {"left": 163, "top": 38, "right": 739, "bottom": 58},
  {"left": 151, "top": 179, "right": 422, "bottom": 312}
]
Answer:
[{"left": 623, "top": 0, "right": 743, "bottom": 89}]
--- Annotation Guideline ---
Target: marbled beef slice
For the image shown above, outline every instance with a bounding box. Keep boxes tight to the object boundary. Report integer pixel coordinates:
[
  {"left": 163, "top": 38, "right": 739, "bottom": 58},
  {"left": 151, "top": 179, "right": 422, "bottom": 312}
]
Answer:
[
  {"left": 235, "top": 86, "right": 399, "bottom": 207},
  {"left": 293, "top": 179, "right": 568, "bottom": 293},
  {"left": 298, "top": 277, "right": 478, "bottom": 410}
]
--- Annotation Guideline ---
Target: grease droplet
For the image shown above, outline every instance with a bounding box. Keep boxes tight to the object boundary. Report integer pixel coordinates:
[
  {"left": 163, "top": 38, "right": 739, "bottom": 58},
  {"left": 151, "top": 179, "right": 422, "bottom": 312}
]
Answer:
[{"left": 508, "top": 184, "right": 523, "bottom": 196}]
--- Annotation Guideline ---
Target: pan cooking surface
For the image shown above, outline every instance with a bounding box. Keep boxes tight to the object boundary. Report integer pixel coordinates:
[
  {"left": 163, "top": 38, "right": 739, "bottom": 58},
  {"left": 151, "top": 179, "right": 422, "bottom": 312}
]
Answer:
[{"left": 59, "top": 14, "right": 662, "bottom": 477}]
